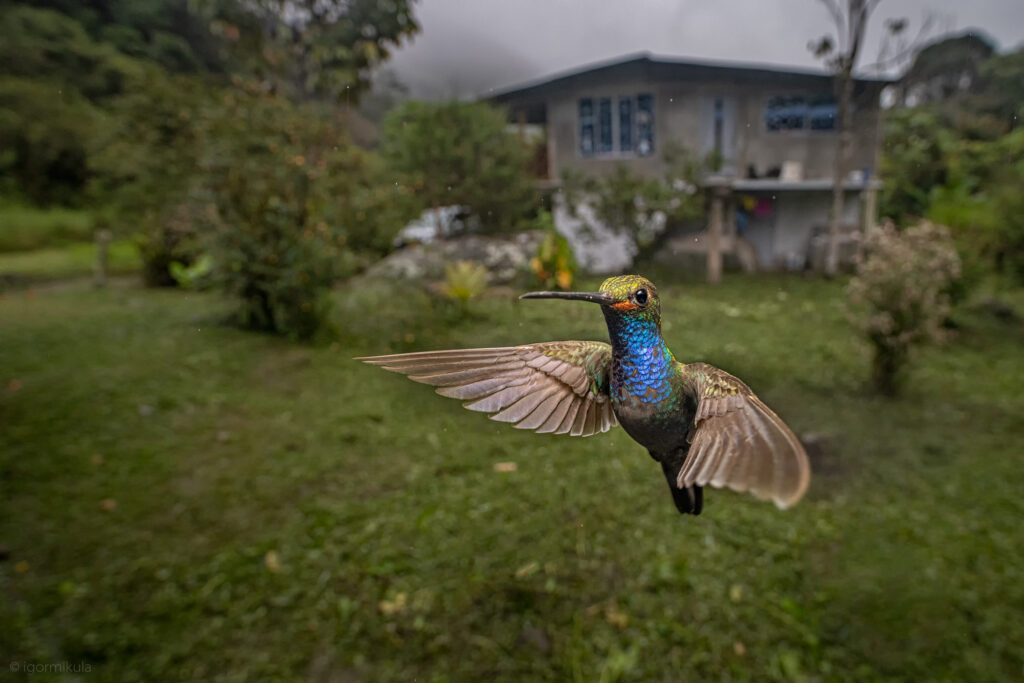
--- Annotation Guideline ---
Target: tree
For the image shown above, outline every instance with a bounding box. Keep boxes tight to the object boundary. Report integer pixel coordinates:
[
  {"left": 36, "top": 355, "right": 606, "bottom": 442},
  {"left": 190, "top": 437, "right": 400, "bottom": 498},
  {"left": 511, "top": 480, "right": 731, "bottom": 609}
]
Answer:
[
  {"left": 877, "top": 108, "right": 953, "bottom": 222},
  {"left": 195, "top": 0, "right": 418, "bottom": 100},
  {"left": 380, "top": 100, "right": 538, "bottom": 234},
  {"left": 810, "top": 0, "right": 883, "bottom": 277},
  {"left": 898, "top": 31, "right": 996, "bottom": 107}
]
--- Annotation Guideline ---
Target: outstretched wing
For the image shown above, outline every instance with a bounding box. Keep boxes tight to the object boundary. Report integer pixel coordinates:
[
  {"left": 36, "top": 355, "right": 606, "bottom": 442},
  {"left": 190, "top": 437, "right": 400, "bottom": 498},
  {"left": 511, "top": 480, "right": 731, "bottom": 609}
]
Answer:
[
  {"left": 357, "top": 342, "right": 616, "bottom": 437},
  {"left": 677, "top": 363, "right": 810, "bottom": 509}
]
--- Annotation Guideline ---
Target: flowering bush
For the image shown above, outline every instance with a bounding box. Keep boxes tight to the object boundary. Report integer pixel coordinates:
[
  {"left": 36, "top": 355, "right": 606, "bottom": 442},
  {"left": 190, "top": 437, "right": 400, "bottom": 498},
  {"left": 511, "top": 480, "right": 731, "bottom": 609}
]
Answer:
[
  {"left": 847, "top": 220, "right": 961, "bottom": 395},
  {"left": 530, "top": 210, "right": 577, "bottom": 290}
]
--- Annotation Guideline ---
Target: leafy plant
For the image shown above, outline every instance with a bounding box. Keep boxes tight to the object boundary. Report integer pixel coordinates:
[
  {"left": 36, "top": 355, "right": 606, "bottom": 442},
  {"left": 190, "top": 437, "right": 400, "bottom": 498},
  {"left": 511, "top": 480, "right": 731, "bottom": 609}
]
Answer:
[
  {"left": 169, "top": 253, "right": 214, "bottom": 289},
  {"left": 195, "top": 0, "right": 419, "bottom": 99},
  {"left": 530, "top": 210, "right": 576, "bottom": 290},
  {"left": 380, "top": 100, "right": 538, "bottom": 235},
  {"left": 847, "top": 220, "right": 961, "bottom": 395},
  {"left": 204, "top": 87, "right": 415, "bottom": 339},
  {"left": 442, "top": 260, "right": 489, "bottom": 305},
  {"left": 560, "top": 142, "right": 703, "bottom": 261}
]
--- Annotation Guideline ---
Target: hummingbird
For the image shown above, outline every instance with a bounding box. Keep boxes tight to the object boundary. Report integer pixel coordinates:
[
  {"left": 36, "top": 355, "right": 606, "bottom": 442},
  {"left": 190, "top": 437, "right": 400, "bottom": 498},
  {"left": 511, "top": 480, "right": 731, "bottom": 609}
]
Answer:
[{"left": 358, "top": 275, "right": 810, "bottom": 515}]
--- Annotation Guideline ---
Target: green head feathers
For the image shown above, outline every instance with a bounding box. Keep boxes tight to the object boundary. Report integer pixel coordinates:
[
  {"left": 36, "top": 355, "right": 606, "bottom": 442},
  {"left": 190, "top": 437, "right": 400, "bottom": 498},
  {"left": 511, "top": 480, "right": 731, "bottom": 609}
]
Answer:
[
  {"left": 519, "top": 274, "right": 663, "bottom": 326},
  {"left": 599, "top": 275, "right": 662, "bottom": 324}
]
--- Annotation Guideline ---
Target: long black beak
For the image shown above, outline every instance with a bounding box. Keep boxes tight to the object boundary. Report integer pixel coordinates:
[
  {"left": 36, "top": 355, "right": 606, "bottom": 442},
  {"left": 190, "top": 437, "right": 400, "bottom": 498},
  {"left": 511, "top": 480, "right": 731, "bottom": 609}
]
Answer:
[{"left": 519, "top": 290, "right": 614, "bottom": 305}]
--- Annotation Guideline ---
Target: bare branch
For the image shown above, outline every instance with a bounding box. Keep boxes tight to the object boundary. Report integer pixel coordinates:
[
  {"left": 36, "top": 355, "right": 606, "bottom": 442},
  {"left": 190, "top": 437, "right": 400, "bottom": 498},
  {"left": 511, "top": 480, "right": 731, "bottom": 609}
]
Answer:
[
  {"left": 818, "top": 0, "right": 847, "bottom": 49},
  {"left": 861, "top": 11, "right": 943, "bottom": 74}
]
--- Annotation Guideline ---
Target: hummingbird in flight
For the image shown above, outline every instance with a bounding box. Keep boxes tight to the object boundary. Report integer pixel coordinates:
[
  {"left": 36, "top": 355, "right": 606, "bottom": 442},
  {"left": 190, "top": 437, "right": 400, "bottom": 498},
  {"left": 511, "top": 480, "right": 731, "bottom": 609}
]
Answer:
[{"left": 358, "top": 275, "right": 810, "bottom": 515}]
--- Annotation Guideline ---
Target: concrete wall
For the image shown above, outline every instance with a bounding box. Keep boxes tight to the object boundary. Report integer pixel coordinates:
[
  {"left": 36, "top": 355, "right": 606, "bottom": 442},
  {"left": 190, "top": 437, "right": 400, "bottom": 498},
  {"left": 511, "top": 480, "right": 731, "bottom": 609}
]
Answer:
[
  {"left": 542, "top": 75, "right": 881, "bottom": 182},
  {"left": 742, "top": 190, "right": 862, "bottom": 269}
]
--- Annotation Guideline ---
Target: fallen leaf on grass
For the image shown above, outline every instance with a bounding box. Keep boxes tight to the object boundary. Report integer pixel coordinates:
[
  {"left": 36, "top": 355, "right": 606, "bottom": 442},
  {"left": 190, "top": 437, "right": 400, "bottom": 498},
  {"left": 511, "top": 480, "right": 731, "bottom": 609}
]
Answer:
[
  {"left": 585, "top": 601, "right": 629, "bottom": 629},
  {"left": 264, "top": 551, "right": 281, "bottom": 573},
  {"left": 515, "top": 562, "right": 538, "bottom": 578},
  {"left": 603, "top": 603, "right": 629, "bottom": 629},
  {"left": 379, "top": 592, "right": 407, "bottom": 615}
]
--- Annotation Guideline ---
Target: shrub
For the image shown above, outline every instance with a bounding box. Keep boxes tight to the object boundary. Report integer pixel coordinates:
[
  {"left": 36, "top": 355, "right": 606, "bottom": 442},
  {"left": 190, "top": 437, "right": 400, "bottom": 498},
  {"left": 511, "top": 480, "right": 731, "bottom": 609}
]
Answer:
[
  {"left": 442, "top": 261, "right": 489, "bottom": 305},
  {"left": 847, "top": 221, "right": 961, "bottom": 395},
  {"left": 530, "top": 210, "right": 576, "bottom": 290},
  {"left": 560, "top": 142, "right": 703, "bottom": 260},
  {"left": 89, "top": 71, "right": 212, "bottom": 286},
  {"left": 380, "top": 100, "right": 538, "bottom": 234},
  {"left": 205, "top": 87, "right": 416, "bottom": 340}
]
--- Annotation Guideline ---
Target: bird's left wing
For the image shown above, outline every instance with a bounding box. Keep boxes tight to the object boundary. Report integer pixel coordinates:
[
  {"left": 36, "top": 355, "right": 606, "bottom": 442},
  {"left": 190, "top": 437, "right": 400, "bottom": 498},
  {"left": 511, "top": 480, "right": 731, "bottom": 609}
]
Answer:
[
  {"left": 677, "top": 363, "right": 810, "bottom": 509},
  {"left": 357, "top": 342, "right": 616, "bottom": 436}
]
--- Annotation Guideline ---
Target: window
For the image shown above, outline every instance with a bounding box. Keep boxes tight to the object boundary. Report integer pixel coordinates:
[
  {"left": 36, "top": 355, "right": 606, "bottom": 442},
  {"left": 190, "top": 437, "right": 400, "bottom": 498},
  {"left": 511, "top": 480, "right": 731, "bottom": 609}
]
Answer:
[
  {"left": 765, "top": 94, "right": 838, "bottom": 132},
  {"left": 808, "top": 95, "right": 837, "bottom": 130},
  {"left": 578, "top": 93, "right": 654, "bottom": 157},
  {"left": 598, "top": 98, "right": 613, "bottom": 154},
  {"left": 618, "top": 97, "right": 633, "bottom": 152},
  {"left": 765, "top": 96, "right": 807, "bottom": 131},
  {"left": 636, "top": 94, "right": 654, "bottom": 156},
  {"left": 579, "top": 98, "right": 594, "bottom": 155}
]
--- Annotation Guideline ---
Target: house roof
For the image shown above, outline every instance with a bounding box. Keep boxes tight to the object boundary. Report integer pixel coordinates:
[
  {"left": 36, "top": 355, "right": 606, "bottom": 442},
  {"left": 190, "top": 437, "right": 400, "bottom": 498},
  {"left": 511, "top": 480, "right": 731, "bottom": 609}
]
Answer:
[{"left": 488, "top": 52, "right": 893, "bottom": 104}]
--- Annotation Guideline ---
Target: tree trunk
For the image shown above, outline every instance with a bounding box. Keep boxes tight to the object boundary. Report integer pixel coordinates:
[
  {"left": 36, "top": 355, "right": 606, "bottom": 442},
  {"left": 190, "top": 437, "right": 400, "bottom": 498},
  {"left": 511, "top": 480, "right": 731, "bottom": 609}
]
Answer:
[
  {"left": 825, "top": 65, "right": 855, "bottom": 277},
  {"left": 707, "top": 188, "right": 724, "bottom": 284}
]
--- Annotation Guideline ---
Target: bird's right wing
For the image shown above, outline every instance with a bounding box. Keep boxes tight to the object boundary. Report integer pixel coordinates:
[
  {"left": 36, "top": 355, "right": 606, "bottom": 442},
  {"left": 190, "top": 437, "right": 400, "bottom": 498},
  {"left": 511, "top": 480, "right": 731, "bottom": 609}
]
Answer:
[
  {"left": 678, "top": 363, "right": 810, "bottom": 509},
  {"left": 356, "top": 342, "right": 616, "bottom": 436}
]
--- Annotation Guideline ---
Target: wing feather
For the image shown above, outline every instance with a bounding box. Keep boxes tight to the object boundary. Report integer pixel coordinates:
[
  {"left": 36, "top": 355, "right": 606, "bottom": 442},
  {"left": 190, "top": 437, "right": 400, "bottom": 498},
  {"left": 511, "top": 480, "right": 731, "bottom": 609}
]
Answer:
[
  {"left": 537, "top": 393, "right": 574, "bottom": 434},
  {"left": 357, "top": 343, "right": 615, "bottom": 437},
  {"left": 678, "top": 363, "right": 810, "bottom": 509}
]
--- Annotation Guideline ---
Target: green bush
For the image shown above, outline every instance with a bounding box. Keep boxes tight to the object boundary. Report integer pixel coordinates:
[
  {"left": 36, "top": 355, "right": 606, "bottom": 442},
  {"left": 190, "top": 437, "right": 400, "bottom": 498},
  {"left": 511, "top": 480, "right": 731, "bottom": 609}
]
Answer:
[
  {"left": 529, "top": 209, "right": 577, "bottom": 290},
  {"left": 89, "top": 70, "right": 212, "bottom": 286},
  {"left": 380, "top": 100, "right": 538, "bottom": 234},
  {"left": 560, "top": 142, "right": 704, "bottom": 260},
  {"left": 205, "top": 88, "right": 416, "bottom": 340},
  {"left": 927, "top": 128, "right": 1024, "bottom": 285},
  {"left": 0, "top": 77, "right": 100, "bottom": 205},
  {"left": 847, "top": 221, "right": 961, "bottom": 395}
]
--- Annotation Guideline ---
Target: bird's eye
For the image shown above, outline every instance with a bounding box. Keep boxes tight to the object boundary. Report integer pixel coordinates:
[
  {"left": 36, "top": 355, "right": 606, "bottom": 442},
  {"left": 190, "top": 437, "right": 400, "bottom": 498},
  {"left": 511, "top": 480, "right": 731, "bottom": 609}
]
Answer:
[{"left": 634, "top": 288, "right": 648, "bottom": 305}]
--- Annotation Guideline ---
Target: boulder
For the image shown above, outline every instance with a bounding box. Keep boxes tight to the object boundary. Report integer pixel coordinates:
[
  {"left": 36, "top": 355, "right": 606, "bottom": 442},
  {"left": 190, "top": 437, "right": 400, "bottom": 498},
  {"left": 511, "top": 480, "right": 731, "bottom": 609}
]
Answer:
[{"left": 364, "top": 232, "right": 544, "bottom": 284}]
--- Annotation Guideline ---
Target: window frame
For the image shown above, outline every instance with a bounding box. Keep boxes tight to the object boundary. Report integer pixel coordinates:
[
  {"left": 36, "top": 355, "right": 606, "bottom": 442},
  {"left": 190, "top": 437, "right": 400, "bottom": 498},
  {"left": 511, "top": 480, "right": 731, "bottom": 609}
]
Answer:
[
  {"left": 577, "top": 93, "right": 654, "bottom": 159},
  {"left": 763, "top": 93, "right": 841, "bottom": 134}
]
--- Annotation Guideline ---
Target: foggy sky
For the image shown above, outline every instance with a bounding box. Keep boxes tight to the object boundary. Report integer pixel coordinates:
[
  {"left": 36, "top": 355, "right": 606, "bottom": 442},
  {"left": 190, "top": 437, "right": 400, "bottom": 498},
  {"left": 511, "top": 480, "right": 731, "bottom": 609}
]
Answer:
[{"left": 386, "top": 0, "right": 1024, "bottom": 98}]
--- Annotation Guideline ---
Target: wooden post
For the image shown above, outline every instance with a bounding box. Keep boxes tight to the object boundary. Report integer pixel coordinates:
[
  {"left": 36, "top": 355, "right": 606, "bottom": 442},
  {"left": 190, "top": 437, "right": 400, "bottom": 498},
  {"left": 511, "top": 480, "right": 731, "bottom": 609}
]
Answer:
[
  {"left": 94, "top": 228, "right": 112, "bottom": 288},
  {"left": 706, "top": 180, "right": 728, "bottom": 284},
  {"left": 861, "top": 185, "right": 878, "bottom": 233}
]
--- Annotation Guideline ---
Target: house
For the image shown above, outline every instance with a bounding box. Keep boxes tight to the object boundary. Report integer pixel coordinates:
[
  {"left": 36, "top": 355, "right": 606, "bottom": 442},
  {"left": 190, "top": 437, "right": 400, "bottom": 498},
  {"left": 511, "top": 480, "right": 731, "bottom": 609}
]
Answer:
[{"left": 490, "top": 53, "right": 891, "bottom": 272}]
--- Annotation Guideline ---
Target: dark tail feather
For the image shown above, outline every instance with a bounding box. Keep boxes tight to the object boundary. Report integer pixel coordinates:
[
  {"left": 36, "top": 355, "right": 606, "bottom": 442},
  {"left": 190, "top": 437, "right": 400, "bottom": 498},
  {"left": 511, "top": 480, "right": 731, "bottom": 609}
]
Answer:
[{"left": 660, "top": 461, "right": 704, "bottom": 515}]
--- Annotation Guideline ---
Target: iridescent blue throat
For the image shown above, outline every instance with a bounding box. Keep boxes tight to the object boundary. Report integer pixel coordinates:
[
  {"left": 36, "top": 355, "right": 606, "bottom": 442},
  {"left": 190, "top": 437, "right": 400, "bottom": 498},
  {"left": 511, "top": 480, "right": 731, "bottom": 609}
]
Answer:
[{"left": 603, "top": 313, "right": 674, "bottom": 404}]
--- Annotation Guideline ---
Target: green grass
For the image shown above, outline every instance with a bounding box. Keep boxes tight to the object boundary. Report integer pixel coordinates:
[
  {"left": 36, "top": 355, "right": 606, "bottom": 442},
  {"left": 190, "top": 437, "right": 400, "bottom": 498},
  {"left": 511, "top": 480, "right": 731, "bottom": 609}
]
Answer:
[
  {"left": 2, "top": 275, "right": 1023, "bottom": 681},
  {"left": 0, "top": 201, "right": 95, "bottom": 253},
  {"left": 0, "top": 240, "right": 140, "bottom": 283}
]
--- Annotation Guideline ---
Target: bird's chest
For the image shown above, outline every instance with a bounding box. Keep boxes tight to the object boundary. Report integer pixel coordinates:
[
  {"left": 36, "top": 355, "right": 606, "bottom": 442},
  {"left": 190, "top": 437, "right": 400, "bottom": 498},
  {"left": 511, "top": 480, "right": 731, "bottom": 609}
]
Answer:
[{"left": 610, "top": 353, "right": 690, "bottom": 453}]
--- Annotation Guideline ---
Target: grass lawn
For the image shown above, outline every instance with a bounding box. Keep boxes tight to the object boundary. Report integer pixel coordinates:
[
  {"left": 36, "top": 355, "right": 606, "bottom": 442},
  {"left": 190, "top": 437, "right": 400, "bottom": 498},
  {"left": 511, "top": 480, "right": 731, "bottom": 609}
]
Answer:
[
  {"left": 0, "top": 201, "right": 95, "bottom": 253},
  {"left": 1, "top": 274, "right": 1023, "bottom": 681},
  {"left": 0, "top": 240, "right": 141, "bottom": 285}
]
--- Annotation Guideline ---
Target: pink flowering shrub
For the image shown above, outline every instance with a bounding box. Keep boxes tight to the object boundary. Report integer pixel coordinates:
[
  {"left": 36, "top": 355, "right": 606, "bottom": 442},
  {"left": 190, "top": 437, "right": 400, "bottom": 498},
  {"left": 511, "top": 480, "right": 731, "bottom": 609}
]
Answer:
[{"left": 847, "top": 221, "right": 962, "bottom": 395}]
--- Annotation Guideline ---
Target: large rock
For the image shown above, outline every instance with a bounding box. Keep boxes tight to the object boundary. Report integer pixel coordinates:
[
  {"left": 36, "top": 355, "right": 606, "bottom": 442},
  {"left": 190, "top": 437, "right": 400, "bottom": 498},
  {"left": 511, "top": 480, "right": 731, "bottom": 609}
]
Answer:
[{"left": 365, "top": 232, "right": 544, "bottom": 284}]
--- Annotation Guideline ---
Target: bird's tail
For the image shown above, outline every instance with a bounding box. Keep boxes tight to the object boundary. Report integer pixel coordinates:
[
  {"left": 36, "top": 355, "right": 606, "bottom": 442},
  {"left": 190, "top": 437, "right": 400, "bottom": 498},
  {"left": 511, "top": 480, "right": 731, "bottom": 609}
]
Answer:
[{"left": 661, "top": 460, "right": 703, "bottom": 515}]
